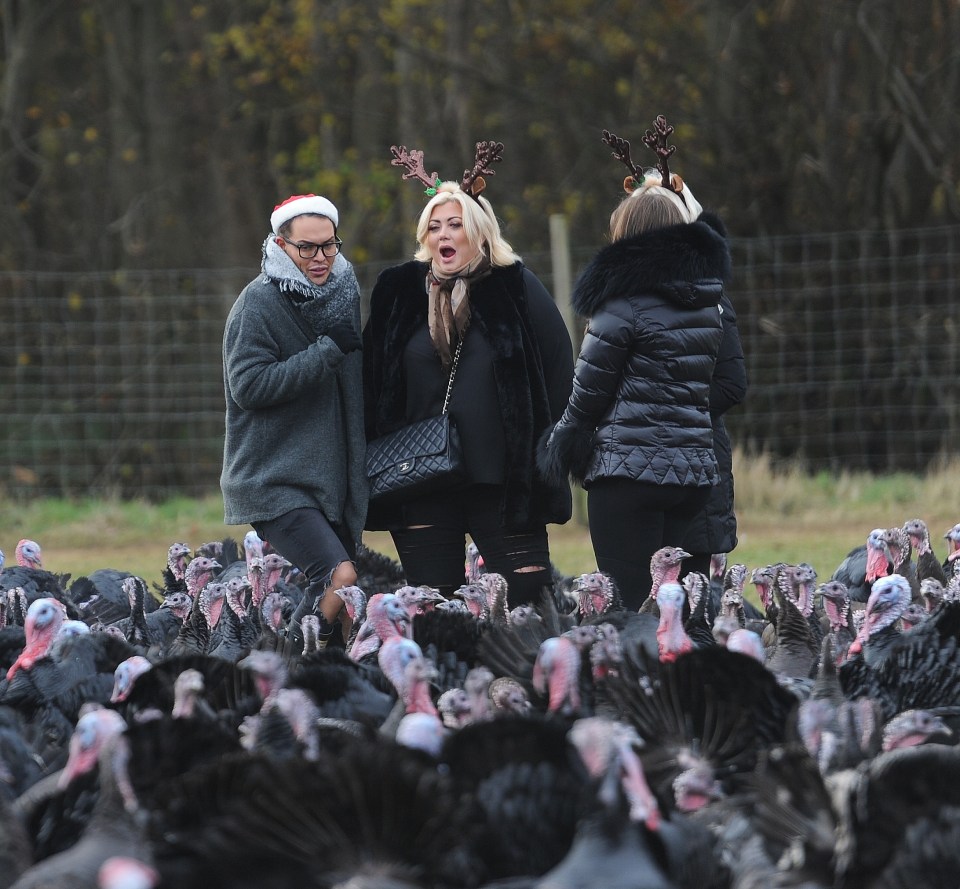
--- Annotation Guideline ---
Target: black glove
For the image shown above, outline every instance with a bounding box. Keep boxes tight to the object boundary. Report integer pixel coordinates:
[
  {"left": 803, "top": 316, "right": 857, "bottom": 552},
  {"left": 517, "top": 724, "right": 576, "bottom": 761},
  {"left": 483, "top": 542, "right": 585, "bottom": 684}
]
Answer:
[{"left": 324, "top": 322, "right": 361, "bottom": 355}]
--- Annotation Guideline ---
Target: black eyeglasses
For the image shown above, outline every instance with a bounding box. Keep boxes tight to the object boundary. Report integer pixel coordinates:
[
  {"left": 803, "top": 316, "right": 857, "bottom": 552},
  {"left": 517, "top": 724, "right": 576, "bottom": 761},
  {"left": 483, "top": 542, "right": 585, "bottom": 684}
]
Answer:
[{"left": 284, "top": 238, "right": 343, "bottom": 259}]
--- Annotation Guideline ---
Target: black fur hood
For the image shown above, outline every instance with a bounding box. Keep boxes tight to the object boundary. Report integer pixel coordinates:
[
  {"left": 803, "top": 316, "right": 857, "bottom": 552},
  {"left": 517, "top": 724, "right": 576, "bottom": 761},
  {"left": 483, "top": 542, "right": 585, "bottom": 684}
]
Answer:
[{"left": 572, "top": 212, "right": 731, "bottom": 318}]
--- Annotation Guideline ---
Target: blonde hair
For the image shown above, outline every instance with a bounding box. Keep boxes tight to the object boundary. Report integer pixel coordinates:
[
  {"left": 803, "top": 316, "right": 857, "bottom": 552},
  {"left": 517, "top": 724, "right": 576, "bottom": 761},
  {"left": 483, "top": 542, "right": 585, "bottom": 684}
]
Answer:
[
  {"left": 414, "top": 183, "right": 520, "bottom": 266},
  {"left": 609, "top": 169, "right": 702, "bottom": 241}
]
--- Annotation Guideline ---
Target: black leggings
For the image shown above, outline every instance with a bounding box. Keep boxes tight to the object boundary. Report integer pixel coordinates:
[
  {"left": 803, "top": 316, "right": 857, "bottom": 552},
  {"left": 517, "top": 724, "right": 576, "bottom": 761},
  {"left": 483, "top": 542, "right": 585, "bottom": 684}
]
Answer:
[
  {"left": 587, "top": 479, "right": 712, "bottom": 611},
  {"left": 253, "top": 507, "right": 355, "bottom": 588},
  {"left": 389, "top": 484, "right": 552, "bottom": 607}
]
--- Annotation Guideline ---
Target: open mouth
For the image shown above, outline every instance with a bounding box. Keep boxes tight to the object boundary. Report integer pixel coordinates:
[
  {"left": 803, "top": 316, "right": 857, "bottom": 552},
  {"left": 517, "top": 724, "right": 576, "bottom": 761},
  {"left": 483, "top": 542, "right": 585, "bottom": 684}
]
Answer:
[{"left": 440, "top": 247, "right": 456, "bottom": 259}]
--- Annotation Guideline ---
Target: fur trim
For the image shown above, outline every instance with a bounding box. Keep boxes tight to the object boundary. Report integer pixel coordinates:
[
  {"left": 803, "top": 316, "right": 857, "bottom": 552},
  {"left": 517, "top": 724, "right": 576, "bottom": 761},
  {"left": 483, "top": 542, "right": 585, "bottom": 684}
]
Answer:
[
  {"left": 270, "top": 194, "right": 338, "bottom": 231},
  {"left": 573, "top": 218, "right": 731, "bottom": 318},
  {"left": 537, "top": 421, "right": 595, "bottom": 487},
  {"left": 366, "top": 261, "right": 571, "bottom": 528},
  {"left": 698, "top": 211, "right": 727, "bottom": 240}
]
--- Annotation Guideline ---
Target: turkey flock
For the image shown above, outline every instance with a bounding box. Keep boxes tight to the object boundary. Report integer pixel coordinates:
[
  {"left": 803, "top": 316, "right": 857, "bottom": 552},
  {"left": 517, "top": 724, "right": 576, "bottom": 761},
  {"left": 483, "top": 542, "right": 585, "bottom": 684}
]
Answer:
[{"left": 1, "top": 519, "right": 960, "bottom": 889}]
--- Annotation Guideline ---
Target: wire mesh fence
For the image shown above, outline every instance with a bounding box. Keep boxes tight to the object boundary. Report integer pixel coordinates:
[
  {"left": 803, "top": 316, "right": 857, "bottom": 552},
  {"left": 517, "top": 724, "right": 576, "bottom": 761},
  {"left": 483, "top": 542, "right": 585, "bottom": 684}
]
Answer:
[
  {"left": 731, "top": 226, "right": 960, "bottom": 471},
  {"left": 2, "top": 225, "right": 958, "bottom": 500}
]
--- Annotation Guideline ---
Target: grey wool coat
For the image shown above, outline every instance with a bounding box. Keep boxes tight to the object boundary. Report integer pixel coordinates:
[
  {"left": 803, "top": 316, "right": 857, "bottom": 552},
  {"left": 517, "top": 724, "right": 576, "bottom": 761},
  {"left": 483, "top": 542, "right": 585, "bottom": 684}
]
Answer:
[{"left": 220, "top": 271, "right": 368, "bottom": 545}]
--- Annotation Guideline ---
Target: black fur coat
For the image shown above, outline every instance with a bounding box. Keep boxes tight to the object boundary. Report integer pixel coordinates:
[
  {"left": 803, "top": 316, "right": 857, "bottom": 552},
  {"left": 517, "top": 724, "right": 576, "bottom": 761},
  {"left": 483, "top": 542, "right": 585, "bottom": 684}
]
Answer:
[{"left": 363, "top": 260, "right": 573, "bottom": 531}]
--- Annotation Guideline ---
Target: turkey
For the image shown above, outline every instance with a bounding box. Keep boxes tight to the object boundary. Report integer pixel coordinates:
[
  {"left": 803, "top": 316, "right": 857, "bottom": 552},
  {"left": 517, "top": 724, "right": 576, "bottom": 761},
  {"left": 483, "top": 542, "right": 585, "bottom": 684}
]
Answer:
[
  {"left": 752, "top": 570, "right": 820, "bottom": 691},
  {"left": 0, "top": 541, "right": 73, "bottom": 612},
  {"left": 377, "top": 636, "right": 439, "bottom": 736},
  {"left": 531, "top": 626, "right": 602, "bottom": 716},
  {"left": 207, "top": 576, "right": 258, "bottom": 662},
  {"left": 477, "top": 593, "right": 609, "bottom": 718},
  {"left": 675, "top": 572, "right": 715, "bottom": 649},
  {"left": 142, "top": 727, "right": 476, "bottom": 889},
  {"left": 109, "top": 578, "right": 191, "bottom": 656},
  {"left": 7, "top": 709, "right": 152, "bottom": 889},
  {"left": 572, "top": 571, "right": 621, "bottom": 619},
  {"left": 12, "top": 705, "right": 128, "bottom": 864},
  {"left": 944, "top": 522, "right": 960, "bottom": 576},
  {"left": 1, "top": 602, "right": 136, "bottom": 773},
  {"left": 348, "top": 592, "right": 412, "bottom": 664},
  {"left": 10, "top": 530, "right": 960, "bottom": 887},
  {"left": 717, "top": 572, "right": 765, "bottom": 645},
  {"left": 843, "top": 573, "right": 914, "bottom": 667},
  {"left": 603, "top": 643, "right": 798, "bottom": 819},
  {"left": 817, "top": 579, "right": 856, "bottom": 664},
  {"left": 118, "top": 666, "right": 248, "bottom": 802},
  {"left": 354, "top": 542, "right": 407, "bottom": 596},
  {"left": 110, "top": 651, "right": 259, "bottom": 731},
  {"left": 438, "top": 713, "right": 595, "bottom": 883},
  {"left": 15, "top": 540, "right": 43, "bottom": 571},
  {"left": 881, "top": 709, "right": 952, "bottom": 752},
  {"left": 708, "top": 742, "right": 838, "bottom": 887},
  {"left": 246, "top": 552, "right": 294, "bottom": 613},
  {"left": 153, "top": 542, "right": 192, "bottom": 600},
  {"left": 282, "top": 645, "right": 394, "bottom": 728},
  {"left": 831, "top": 743, "right": 960, "bottom": 888},
  {"left": 412, "top": 604, "right": 488, "bottom": 695},
  {"left": 4, "top": 598, "right": 68, "bottom": 684},
  {"left": 167, "top": 582, "right": 227, "bottom": 657},
  {"left": 652, "top": 582, "right": 697, "bottom": 662},
  {"left": 0, "top": 782, "right": 32, "bottom": 886},
  {"left": 840, "top": 592, "right": 960, "bottom": 725},
  {"left": 831, "top": 527, "right": 896, "bottom": 602},
  {"left": 885, "top": 524, "right": 921, "bottom": 601},
  {"left": 638, "top": 546, "right": 692, "bottom": 613},
  {"left": 528, "top": 745, "right": 719, "bottom": 889},
  {"left": 70, "top": 569, "right": 138, "bottom": 628},
  {"left": 179, "top": 556, "right": 223, "bottom": 603},
  {"left": 455, "top": 573, "right": 511, "bottom": 622},
  {"left": 194, "top": 537, "right": 240, "bottom": 567},
  {"left": 903, "top": 517, "right": 949, "bottom": 587},
  {"left": 248, "top": 591, "right": 288, "bottom": 654}
]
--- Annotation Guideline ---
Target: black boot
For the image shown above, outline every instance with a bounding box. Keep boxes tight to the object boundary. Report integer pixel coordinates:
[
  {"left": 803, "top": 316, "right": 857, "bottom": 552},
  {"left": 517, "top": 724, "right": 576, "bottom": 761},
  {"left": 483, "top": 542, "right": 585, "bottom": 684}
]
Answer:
[{"left": 314, "top": 611, "right": 338, "bottom": 650}]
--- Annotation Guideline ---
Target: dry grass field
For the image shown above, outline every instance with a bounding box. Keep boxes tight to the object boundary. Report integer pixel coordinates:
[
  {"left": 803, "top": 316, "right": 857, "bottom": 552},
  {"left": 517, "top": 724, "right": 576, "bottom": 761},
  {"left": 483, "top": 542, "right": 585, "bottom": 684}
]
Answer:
[{"left": 2, "top": 451, "right": 957, "bottom": 598}]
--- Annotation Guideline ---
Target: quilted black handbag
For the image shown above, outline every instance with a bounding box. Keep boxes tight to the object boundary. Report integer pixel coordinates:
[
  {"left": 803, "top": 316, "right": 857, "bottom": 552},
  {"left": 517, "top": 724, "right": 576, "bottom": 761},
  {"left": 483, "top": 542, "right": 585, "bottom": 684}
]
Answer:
[{"left": 366, "top": 338, "right": 467, "bottom": 507}]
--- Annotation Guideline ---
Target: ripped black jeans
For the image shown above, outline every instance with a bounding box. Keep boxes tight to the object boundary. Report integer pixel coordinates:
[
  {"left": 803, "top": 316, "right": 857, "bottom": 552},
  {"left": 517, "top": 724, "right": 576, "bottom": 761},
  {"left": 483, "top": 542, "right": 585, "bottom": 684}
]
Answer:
[
  {"left": 389, "top": 483, "right": 552, "bottom": 607},
  {"left": 253, "top": 506, "right": 355, "bottom": 588}
]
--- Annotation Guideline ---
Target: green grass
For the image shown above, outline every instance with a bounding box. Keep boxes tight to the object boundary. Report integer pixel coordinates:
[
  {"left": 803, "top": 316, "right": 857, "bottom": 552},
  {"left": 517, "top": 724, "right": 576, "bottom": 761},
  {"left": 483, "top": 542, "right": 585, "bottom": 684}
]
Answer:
[{"left": 2, "top": 451, "right": 958, "bottom": 593}]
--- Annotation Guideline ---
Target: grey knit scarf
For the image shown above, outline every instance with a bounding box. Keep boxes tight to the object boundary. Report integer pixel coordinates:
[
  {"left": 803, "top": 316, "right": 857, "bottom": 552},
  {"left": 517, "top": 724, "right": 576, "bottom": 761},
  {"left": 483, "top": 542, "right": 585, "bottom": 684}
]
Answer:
[{"left": 261, "top": 235, "right": 360, "bottom": 336}]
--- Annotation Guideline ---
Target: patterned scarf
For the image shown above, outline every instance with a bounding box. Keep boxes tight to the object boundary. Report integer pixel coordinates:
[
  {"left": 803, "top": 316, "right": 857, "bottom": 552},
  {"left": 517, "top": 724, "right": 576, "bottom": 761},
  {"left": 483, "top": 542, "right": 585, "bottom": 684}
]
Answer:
[
  {"left": 425, "top": 251, "right": 491, "bottom": 367},
  {"left": 261, "top": 236, "right": 360, "bottom": 336}
]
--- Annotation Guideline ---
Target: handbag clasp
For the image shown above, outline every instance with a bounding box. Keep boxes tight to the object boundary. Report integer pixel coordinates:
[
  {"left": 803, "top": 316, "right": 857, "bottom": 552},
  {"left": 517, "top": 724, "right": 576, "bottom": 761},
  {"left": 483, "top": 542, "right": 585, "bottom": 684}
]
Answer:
[{"left": 398, "top": 460, "right": 414, "bottom": 473}]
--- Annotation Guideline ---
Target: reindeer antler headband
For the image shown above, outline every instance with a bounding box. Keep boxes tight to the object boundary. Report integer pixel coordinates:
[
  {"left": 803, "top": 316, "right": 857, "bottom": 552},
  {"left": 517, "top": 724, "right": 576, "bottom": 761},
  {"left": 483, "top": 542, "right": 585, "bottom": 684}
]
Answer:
[
  {"left": 390, "top": 141, "right": 505, "bottom": 201},
  {"left": 602, "top": 115, "right": 685, "bottom": 199}
]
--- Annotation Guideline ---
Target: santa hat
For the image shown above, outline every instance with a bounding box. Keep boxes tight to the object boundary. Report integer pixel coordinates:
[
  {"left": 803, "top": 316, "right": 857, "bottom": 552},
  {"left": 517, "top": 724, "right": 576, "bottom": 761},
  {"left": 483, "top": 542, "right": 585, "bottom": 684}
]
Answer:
[{"left": 270, "top": 194, "right": 339, "bottom": 233}]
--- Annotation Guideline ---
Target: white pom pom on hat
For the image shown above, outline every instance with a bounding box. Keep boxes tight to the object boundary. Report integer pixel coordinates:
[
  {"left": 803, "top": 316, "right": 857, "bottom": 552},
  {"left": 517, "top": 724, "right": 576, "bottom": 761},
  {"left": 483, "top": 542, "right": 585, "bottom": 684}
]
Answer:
[{"left": 270, "top": 194, "right": 339, "bottom": 233}]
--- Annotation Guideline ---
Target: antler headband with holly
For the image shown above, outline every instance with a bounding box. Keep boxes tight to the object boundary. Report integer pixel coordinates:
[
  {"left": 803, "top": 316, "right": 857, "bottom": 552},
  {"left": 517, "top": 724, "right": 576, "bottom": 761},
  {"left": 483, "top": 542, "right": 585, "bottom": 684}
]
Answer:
[
  {"left": 602, "top": 115, "right": 684, "bottom": 196},
  {"left": 390, "top": 141, "right": 505, "bottom": 200}
]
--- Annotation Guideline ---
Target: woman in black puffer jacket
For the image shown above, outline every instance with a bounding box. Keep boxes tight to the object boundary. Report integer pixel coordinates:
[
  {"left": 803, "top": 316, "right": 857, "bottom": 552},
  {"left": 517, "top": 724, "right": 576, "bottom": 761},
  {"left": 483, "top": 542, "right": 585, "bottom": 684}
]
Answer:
[{"left": 539, "top": 125, "right": 729, "bottom": 609}]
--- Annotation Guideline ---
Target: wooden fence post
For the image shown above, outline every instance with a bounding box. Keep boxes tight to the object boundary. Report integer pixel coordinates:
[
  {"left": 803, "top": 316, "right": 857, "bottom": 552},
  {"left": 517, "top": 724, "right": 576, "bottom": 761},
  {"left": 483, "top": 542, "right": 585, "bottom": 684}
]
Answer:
[{"left": 549, "top": 213, "right": 587, "bottom": 527}]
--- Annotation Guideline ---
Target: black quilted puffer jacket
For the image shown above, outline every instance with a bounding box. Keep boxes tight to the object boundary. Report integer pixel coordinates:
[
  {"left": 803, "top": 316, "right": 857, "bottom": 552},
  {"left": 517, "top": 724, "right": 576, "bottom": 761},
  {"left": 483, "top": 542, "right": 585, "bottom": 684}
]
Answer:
[{"left": 538, "top": 213, "right": 730, "bottom": 488}]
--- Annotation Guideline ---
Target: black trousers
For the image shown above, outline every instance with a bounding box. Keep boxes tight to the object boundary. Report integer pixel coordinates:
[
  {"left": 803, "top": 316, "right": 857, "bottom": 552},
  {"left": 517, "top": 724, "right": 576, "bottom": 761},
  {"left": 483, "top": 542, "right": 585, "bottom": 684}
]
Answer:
[
  {"left": 587, "top": 478, "right": 712, "bottom": 611},
  {"left": 253, "top": 507, "right": 355, "bottom": 588},
  {"left": 390, "top": 483, "right": 552, "bottom": 606}
]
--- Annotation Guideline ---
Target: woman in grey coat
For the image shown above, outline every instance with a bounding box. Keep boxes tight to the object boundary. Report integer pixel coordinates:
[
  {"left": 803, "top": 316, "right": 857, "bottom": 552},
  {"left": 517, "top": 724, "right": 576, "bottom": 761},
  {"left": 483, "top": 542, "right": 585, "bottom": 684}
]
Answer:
[{"left": 221, "top": 194, "right": 367, "bottom": 647}]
